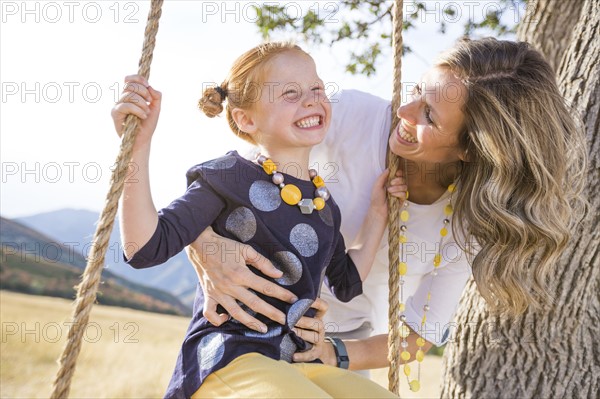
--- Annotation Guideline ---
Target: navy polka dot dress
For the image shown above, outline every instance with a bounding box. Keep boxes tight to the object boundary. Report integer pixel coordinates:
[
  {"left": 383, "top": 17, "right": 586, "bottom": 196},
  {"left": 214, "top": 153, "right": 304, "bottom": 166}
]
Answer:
[{"left": 126, "top": 151, "right": 363, "bottom": 398}]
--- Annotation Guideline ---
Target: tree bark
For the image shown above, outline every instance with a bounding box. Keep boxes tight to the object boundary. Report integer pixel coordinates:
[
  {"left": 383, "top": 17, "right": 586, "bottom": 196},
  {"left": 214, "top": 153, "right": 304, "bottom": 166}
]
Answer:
[
  {"left": 441, "top": 0, "right": 600, "bottom": 397},
  {"left": 516, "top": 0, "right": 585, "bottom": 71}
]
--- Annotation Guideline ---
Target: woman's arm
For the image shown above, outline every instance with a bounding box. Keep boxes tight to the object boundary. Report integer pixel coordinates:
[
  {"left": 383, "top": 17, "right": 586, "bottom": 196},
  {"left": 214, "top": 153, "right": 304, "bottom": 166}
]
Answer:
[
  {"left": 344, "top": 331, "right": 433, "bottom": 370},
  {"left": 294, "top": 329, "right": 433, "bottom": 370},
  {"left": 111, "top": 75, "right": 162, "bottom": 259}
]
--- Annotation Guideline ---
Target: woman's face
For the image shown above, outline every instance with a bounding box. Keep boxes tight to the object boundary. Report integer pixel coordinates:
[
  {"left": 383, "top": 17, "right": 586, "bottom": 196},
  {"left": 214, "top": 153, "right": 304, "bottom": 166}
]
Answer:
[{"left": 389, "top": 66, "right": 467, "bottom": 165}]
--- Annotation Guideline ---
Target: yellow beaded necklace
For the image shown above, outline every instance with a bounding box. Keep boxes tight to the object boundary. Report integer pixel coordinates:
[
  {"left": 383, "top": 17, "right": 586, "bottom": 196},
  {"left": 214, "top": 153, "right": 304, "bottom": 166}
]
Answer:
[
  {"left": 256, "top": 155, "right": 330, "bottom": 214},
  {"left": 398, "top": 175, "right": 456, "bottom": 392}
]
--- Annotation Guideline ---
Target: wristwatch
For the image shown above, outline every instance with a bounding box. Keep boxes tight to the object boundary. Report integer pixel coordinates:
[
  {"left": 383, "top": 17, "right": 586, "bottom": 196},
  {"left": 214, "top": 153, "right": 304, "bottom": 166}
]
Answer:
[{"left": 325, "top": 337, "right": 349, "bottom": 369}]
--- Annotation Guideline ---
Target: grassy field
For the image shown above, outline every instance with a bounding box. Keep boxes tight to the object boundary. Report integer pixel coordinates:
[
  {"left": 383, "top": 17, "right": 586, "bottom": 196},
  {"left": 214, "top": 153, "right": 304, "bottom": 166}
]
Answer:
[
  {"left": 1, "top": 291, "right": 442, "bottom": 398},
  {"left": 1, "top": 291, "right": 189, "bottom": 398}
]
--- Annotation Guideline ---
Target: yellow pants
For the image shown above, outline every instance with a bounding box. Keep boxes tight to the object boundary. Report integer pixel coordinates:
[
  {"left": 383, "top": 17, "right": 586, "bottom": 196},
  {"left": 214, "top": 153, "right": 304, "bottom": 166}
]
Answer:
[{"left": 192, "top": 352, "right": 398, "bottom": 398}]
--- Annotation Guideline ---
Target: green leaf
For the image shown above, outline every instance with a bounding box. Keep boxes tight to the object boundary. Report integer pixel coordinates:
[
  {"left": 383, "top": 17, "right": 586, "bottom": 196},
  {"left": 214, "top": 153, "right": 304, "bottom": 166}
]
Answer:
[{"left": 252, "top": 0, "right": 524, "bottom": 76}]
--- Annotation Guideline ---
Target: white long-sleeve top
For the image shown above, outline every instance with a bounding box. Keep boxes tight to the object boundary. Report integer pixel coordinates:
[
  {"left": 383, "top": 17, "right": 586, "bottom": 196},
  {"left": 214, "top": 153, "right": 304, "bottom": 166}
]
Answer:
[{"left": 310, "top": 89, "right": 472, "bottom": 346}]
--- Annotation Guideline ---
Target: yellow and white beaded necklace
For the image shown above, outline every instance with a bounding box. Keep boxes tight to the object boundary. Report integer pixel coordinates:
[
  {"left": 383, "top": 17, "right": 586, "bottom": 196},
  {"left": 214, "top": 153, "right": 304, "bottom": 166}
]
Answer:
[
  {"left": 256, "top": 154, "right": 330, "bottom": 214},
  {"left": 398, "top": 166, "right": 456, "bottom": 392}
]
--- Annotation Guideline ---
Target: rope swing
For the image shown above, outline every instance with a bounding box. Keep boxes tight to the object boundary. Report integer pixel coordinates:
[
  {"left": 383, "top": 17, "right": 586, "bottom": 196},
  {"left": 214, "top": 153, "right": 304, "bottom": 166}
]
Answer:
[
  {"left": 50, "top": 1, "right": 164, "bottom": 397},
  {"left": 387, "top": 1, "right": 404, "bottom": 394},
  {"left": 50, "top": 0, "right": 403, "bottom": 396}
]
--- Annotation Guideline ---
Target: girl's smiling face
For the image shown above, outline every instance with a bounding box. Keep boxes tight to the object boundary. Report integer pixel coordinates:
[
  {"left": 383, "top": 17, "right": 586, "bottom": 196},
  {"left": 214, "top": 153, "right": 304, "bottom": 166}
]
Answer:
[{"left": 237, "top": 50, "right": 331, "bottom": 156}]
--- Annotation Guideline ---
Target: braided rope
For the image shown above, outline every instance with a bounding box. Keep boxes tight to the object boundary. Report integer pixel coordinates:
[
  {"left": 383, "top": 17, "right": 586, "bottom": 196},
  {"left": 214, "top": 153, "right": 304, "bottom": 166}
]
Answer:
[
  {"left": 49, "top": 2, "right": 163, "bottom": 397},
  {"left": 387, "top": 0, "right": 403, "bottom": 395}
]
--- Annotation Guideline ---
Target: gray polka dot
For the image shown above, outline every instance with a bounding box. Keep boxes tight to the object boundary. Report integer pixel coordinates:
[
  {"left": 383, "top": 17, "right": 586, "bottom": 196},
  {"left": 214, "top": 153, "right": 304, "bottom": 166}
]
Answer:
[
  {"left": 318, "top": 204, "right": 334, "bottom": 227},
  {"left": 279, "top": 334, "right": 297, "bottom": 362},
  {"left": 289, "top": 223, "right": 319, "bottom": 257},
  {"left": 272, "top": 251, "right": 303, "bottom": 286},
  {"left": 249, "top": 180, "right": 281, "bottom": 212},
  {"left": 244, "top": 325, "right": 282, "bottom": 338},
  {"left": 203, "top": 155, "right": 237, "bottom": 170},
  {"left": 225, "top": 207, "right": 257, "bottom": 242},
  {"left": 287, "top": 298, "right": 314, "bottom": 329},
  {"left": 197, "top": 333, "right": 225, "bottom": 370}
]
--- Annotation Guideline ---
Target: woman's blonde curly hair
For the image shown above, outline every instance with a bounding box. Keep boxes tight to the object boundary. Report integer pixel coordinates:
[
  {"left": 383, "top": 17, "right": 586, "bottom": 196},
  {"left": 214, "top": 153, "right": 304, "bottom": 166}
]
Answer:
[{"left": 441, "top": 38, "right": 587, "bottom": 316}]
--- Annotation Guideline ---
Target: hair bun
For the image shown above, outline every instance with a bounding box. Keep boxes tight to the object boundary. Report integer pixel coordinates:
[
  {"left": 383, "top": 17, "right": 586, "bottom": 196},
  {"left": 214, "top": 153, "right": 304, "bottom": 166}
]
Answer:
[{"left": 198, "top": 85, "right": 226, "bottom": 118}]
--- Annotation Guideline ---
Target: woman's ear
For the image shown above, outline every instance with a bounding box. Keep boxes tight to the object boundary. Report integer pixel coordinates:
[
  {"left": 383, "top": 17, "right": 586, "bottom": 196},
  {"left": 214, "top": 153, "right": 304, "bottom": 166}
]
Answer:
[
  {"left": 457, "top": 130, "right": 471, "bottom": 162},
  {"left": 231, "top": 108, "right": 258, "bottom": 135}
]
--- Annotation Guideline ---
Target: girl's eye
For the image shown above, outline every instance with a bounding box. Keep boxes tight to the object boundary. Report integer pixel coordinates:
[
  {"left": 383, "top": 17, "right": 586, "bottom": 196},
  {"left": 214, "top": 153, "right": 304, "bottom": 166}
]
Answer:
[
  {"left": 283, "top": 90, "right": 300, "bottom": 101},
  {"left": 311, "top": 86, "right": 324, "bottom": 99}
]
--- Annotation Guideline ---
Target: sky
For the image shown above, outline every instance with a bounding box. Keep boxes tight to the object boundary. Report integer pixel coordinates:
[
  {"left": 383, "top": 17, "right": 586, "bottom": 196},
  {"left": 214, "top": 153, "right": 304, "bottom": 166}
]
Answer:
[{"left": 1, "top": 0, "right": 521, "bottom": 219}]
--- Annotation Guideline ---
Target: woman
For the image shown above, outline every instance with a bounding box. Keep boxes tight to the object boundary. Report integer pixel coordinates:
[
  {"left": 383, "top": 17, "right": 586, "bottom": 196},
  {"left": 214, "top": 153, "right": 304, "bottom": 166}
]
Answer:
[{"left": 186, "top": 37, "right": 587, "bottom": 386}]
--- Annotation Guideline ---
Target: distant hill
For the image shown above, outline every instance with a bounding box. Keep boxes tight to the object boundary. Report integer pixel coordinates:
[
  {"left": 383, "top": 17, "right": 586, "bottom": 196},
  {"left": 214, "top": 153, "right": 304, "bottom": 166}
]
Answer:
[
  {"left": 15, "top": 209, "right": 198, "bottom": 308},
  {"left": 0, "top": 216, "right": 190, "bottom": 316}
]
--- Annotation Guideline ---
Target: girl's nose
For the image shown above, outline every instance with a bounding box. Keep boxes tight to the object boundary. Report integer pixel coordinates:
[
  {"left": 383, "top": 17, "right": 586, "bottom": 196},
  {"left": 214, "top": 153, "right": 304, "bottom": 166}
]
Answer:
[{"left": 302, "top": 91, "right": 317, "bottom": 107}]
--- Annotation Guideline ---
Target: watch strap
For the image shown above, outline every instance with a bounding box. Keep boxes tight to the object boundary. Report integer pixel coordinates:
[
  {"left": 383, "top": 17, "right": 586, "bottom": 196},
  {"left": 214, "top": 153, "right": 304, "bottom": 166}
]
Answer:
[{"left": 326, "top": 337, "right": 350, "bottom": 369}]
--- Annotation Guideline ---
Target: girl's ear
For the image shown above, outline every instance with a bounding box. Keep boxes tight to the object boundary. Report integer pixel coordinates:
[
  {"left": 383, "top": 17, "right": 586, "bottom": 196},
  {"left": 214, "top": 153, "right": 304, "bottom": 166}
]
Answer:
[{"left": 231, "top": 108, "right": 258, "bottom": 135}]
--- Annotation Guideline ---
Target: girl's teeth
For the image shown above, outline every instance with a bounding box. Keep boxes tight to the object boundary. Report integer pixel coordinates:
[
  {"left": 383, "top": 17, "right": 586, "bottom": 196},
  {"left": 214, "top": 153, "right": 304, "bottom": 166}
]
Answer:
[{"left": 296, "top": 116, "right": 320, "bottom": 128}]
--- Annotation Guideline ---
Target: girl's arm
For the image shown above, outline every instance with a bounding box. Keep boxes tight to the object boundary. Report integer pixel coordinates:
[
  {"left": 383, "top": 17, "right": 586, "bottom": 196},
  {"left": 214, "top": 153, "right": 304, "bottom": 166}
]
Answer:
[
  {"left": 111, "top": 74, "right": 162, "bottom": 259},
  {"left": 325, "top": 169, "right": 406, "bottom": 301},
  {"left": 348, "top": 168, "right": 407, "bottom": 280}
]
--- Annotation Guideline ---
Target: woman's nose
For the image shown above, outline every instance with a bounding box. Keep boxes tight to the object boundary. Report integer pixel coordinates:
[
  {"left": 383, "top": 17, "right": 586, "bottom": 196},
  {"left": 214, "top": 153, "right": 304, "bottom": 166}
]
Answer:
[{"left": 396, "top": 101, "right": 418, "bottom": 125}]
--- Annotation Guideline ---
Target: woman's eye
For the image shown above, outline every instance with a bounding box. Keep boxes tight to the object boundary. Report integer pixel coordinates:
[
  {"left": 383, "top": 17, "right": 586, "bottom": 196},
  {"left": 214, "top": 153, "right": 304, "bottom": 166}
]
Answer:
[
  {"left": 417, "top": 84, "right": 435, "bottom": 125},
  {"left": 409, "top": 85, "right": 421, "bottom": 101},
  {"left": 424, "top": 105, "right": 434, "bottom": 125}
]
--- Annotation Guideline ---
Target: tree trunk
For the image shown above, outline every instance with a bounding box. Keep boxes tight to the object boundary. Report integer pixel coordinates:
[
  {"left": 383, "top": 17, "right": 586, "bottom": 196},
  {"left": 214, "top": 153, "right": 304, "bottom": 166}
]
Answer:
[
  {"left": 441, "top": 0, "right": 600, "bottom": 397},
  {"left": 516, "top": 0, "right": 585, "bottom": 71}
]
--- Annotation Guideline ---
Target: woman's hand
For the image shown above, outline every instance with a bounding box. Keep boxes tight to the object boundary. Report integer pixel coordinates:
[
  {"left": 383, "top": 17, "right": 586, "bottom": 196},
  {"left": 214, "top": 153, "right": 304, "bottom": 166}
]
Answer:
[
  {"left": 187, "top": 227, "right": 299, "bottom": 333},
  {"left": 110, "top": 74, "right": 161, "bottom": 148},
  {"left": 291, "top": 298, "right": 336, "bottom": 366}
]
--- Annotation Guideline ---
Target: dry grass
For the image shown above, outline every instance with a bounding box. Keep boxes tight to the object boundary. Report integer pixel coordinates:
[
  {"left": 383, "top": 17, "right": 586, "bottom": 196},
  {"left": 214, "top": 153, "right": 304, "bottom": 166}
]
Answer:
[
  {"left": 1, "top": 291, "right": 189, "bottom": 398},
  {"left": 1, "top": 291, "right": 442, "bottom": 398}
]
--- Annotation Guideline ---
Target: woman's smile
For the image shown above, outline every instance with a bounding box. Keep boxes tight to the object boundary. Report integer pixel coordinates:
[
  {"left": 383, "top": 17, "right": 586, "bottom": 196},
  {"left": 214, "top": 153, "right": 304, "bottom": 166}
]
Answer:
[{"left": 396, "top": 122, "right": 418, "bottom": 144}]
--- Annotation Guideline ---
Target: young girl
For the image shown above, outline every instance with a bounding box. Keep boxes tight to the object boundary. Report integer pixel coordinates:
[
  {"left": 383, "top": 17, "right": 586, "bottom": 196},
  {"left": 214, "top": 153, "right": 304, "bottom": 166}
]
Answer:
[{"left": 111, "top": 42, "right": 402, "bottom": 398}]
